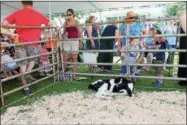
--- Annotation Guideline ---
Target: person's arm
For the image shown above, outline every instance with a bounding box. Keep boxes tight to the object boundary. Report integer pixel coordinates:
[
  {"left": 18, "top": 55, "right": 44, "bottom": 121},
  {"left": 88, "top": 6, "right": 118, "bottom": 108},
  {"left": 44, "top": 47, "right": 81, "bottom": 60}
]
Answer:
[
  {"left": 1, "top": 20, "right": 13, "bottom": 38},
  {"left": 86, "top": 25, "right": 95, "bottom": 48},
  {"left": 1, "top": 11, "right": 18, "bottom": 36},
  {"left": 140, "top": 28, "right": 146, "bottom": 41},
  {"left": 62, "top": 22, "right": 67, "bottom": 39},
  {"left": 76, "top": 20, "right": 83, "bottom": 49},
  {"left": 76, "top": 20, "right": 82, "bottom": 40},
  {"left": 139, "top": 22, "right": 146, "bottom": 40},
  {"left": 180, "top": 10, "right": 186, "bottom": 33},
  {"left": 1, "top": 11, "right": 17, "bottom": 26},
  {"left": 119, "top": 24, "right": 124, "bottom": 49},
  {"left": 149, "top": 45, "right": 157, "bottom": 49},
  {"left": 47, "top": 21, "right": 53, "bottom": 27},
  {"left": 1, "top": 27, "right": 17, "bottom": 38},
  {"left": 148, "top": 41, "right": 157, "bottom": 49},
  {"left": 115, "top": 29, "right": 121, "bottom": 50},
  {"left": 1, "top": 19, "right": 9, "bottom": 27},
  {"left": 163, "top": 23, "right": 170, "bottom": 33}
]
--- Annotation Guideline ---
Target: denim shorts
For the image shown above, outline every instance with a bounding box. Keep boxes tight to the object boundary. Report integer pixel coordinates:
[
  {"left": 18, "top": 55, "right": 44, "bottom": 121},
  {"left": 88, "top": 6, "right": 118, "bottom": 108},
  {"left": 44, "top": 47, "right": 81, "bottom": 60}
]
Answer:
[{"left": 1, "top": 54, "right": 17, "bottom": 72}]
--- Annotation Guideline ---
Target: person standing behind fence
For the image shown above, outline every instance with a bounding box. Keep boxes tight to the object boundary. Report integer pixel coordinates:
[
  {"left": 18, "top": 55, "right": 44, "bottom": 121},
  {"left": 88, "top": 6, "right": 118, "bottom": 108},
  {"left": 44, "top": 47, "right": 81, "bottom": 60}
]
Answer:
[
  {"left": 121, "top": 38, "right": 139, "bottom": 76},
  {"left": 152, "top": 30, "right": 167, "bottom": 88},
  {"left": 134, "top": 28, "right": 146, "bottom": 74},
  {"left": 39, "top": 43, "right": 52, "bottom": 76},
  {"left": 142, "top": 27, "right": 157, "bottom": 72},
  {"left": 85, "top": 16, "right": 99, "bottom": 50},
  {"left": 97, "top": 24, "right": 120, "bottom": 71},
  {"left": 1, "top": 0, "right": 51, "bottom": 95},
  {"left": 85, "top": 16, "right": 99, "bottom": 70},
  {"left": 1, "top": 33, "right": 18, "bottom": 79},
  {"left": 62, "top": 9, "right": 82, "bottom": 80},
  {"left": 163, "top": 20, "right": 177, "bottom": 76},
  {"left": 119, "top": 11, "right": 144, "bottom": 76},
  {"left": 155, "top": 17, "right": 167, "bottom": 34}
]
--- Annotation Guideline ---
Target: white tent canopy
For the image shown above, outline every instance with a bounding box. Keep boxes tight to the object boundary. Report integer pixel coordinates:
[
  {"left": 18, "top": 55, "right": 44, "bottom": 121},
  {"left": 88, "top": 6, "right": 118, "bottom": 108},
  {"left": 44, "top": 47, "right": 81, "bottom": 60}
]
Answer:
[{"left": 1, "top": 1, "right": 179, "bottom": 19}]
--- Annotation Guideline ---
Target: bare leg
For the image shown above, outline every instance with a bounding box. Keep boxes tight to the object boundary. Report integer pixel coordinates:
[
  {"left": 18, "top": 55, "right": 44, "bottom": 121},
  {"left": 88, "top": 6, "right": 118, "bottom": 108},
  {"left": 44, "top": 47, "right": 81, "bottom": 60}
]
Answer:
[
  {"left": 26, "top": 61, "right": 35, "bottom": 72},
  {"left": 25, "top": 61, "right": 36, "bottom": 82},
  {"left": 63, "top": 52, "right": 69, "bottom": 71},
  {"left": 157, "top": 75, "right": 163, "bottom": 83},
  {"left": 146, "top": 53, "right": 153, "bottom": 71},
  {"left": 20, "top": 65, "right": 28, "bottom": 86},
  {"left": 20, "top": 65, "right": 31, "bottom": 94},
  {"left": 72, "top": 54, "right": 78, "bottom": 79}
]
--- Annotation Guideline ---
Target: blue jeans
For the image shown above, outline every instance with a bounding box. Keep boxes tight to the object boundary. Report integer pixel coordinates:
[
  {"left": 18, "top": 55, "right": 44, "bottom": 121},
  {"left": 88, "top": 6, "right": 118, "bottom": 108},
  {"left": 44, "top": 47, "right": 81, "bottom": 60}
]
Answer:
[
  {"left": 120, "top": 54, "right": 135, "bottom": 74},
  {"left": 121, "top": 66, "right": 134, "bottom": 74}
]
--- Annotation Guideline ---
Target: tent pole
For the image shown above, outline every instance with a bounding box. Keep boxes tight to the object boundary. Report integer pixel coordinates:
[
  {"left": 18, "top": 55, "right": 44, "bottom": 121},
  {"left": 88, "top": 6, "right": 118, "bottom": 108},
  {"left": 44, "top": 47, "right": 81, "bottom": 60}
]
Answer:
[{"left": 48, "top": 1, "right": 56, "bottom": 83}]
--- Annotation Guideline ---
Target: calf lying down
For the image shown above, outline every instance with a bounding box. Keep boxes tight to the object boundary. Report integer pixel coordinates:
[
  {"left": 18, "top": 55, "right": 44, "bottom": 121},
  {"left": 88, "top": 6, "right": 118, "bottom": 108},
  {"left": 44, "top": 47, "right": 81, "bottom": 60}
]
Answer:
[{"left": 88, "top": 77, "right": 134, "bottom": 99}]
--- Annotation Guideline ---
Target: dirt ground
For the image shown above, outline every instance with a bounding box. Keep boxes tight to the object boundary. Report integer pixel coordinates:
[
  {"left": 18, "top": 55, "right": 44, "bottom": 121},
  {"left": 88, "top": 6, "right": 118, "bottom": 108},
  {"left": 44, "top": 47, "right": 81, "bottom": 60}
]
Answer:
[{"left": 1, "top": 91, "right": 186, "bottom": 124}]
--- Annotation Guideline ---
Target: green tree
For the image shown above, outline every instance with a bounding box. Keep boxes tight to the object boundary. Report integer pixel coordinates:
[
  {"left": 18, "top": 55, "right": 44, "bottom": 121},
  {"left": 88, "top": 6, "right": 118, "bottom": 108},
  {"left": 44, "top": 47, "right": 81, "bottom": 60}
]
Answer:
[{"left": 164, "top": 2, "right": 186, "bottom": 17}]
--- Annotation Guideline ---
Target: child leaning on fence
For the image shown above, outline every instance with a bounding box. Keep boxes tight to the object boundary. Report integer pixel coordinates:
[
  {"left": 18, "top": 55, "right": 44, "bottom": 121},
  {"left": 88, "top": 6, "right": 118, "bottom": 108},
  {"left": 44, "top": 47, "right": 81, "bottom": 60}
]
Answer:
[
  {"left": 121, "top": 38, "right": 139, "bottom": 75},
  {"left": 39, "top": 43, "right": 52, "bottom": 76},
  {"left": 152, "top": 29, "right": 167, "bottom": 87},
  {"left": 1, "top": 34, "right": 18, "bottom": 78}
]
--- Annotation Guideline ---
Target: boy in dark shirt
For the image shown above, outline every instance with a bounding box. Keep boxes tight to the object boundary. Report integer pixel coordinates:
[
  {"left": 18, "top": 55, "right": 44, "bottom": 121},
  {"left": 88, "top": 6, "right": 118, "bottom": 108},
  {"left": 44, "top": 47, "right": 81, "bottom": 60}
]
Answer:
[{"left": 152, "top": 30, "right": 167, "bottom": 87}]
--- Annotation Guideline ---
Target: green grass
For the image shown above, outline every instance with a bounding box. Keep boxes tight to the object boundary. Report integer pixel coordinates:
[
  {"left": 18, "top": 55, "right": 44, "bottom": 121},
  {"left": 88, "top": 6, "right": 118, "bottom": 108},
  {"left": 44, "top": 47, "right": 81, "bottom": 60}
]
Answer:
[{"left": 1, "top": 55, "right": 186, "bottom": 114}]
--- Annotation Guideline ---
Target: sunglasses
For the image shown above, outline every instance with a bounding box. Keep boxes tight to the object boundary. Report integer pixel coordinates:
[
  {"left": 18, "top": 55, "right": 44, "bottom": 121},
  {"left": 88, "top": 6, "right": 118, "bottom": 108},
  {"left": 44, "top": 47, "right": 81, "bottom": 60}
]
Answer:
[
  {"left": 66, "top": 14, "right": 72, "bottom": 16},
  {"left": 127, "top": 17, "right": 135, "bottom": 19}
]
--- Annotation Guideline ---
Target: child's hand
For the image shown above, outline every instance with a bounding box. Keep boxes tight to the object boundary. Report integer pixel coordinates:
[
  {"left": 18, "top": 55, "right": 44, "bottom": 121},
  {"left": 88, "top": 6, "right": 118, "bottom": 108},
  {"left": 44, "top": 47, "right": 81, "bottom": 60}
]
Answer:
[
  {"left": 117, "top": 46, "right": 122, "bottom": 51},
  {"left": 91, "top": 42, "right": 96, "bottom": 49},
  {"left": 9, "top": 33, "right": 19, "bottom": 39}
]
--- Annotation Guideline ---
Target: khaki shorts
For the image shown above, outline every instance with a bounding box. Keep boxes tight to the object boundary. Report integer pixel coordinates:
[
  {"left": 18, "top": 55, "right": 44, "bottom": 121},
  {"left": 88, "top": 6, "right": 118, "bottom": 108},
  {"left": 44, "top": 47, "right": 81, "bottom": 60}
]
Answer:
[
  {"left": 26, "top": 45, "right": 41, "bottom": 57},
  {"left": 15, "top": 45, "right": 40, "bottom": 66},
  {"left": 155, "top": 60, "right": 164, "bottom": 76},
  {"left": 63, "top": 41, "right": 79, "bottom": 54}
]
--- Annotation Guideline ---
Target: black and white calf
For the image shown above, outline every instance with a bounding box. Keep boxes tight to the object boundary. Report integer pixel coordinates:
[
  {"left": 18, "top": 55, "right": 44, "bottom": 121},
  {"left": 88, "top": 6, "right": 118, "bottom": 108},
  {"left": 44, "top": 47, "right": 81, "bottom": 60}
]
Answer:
[{"left": 88, "top": 77, "right": 135, "bottom": 98}]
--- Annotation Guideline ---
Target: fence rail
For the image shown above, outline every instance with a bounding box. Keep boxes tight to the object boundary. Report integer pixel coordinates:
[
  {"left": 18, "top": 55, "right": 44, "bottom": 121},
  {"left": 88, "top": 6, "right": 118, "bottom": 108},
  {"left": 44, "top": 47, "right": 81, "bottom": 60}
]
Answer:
[
  {"left": 63, "top": 49, "right": 186, "bottom": 53},
  {"left": 61, "top": 34, "right": 186, "bottom": 41},
  {"left": 0, "top": 17, "right": 179, "bottom": 30},
  {"left": 63, "top": 62, "right": 187, "bottom": 68},
  {"left": 64, "top": 72, "right": 187, "bottom": 81}
]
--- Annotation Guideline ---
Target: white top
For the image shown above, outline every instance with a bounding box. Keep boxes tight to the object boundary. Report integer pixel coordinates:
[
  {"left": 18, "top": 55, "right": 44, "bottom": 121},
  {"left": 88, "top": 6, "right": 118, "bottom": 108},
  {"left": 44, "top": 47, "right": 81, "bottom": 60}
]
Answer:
[{"left": 165, "top": 26, "right": 177, "bottom": 46}]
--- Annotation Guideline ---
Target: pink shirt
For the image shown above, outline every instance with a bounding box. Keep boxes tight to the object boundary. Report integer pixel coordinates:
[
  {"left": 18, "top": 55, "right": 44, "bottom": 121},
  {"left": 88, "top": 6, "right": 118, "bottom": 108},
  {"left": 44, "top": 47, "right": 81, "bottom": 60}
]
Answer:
[{"left": 40, "top": 47, "right": 48, "bottom": 62}]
